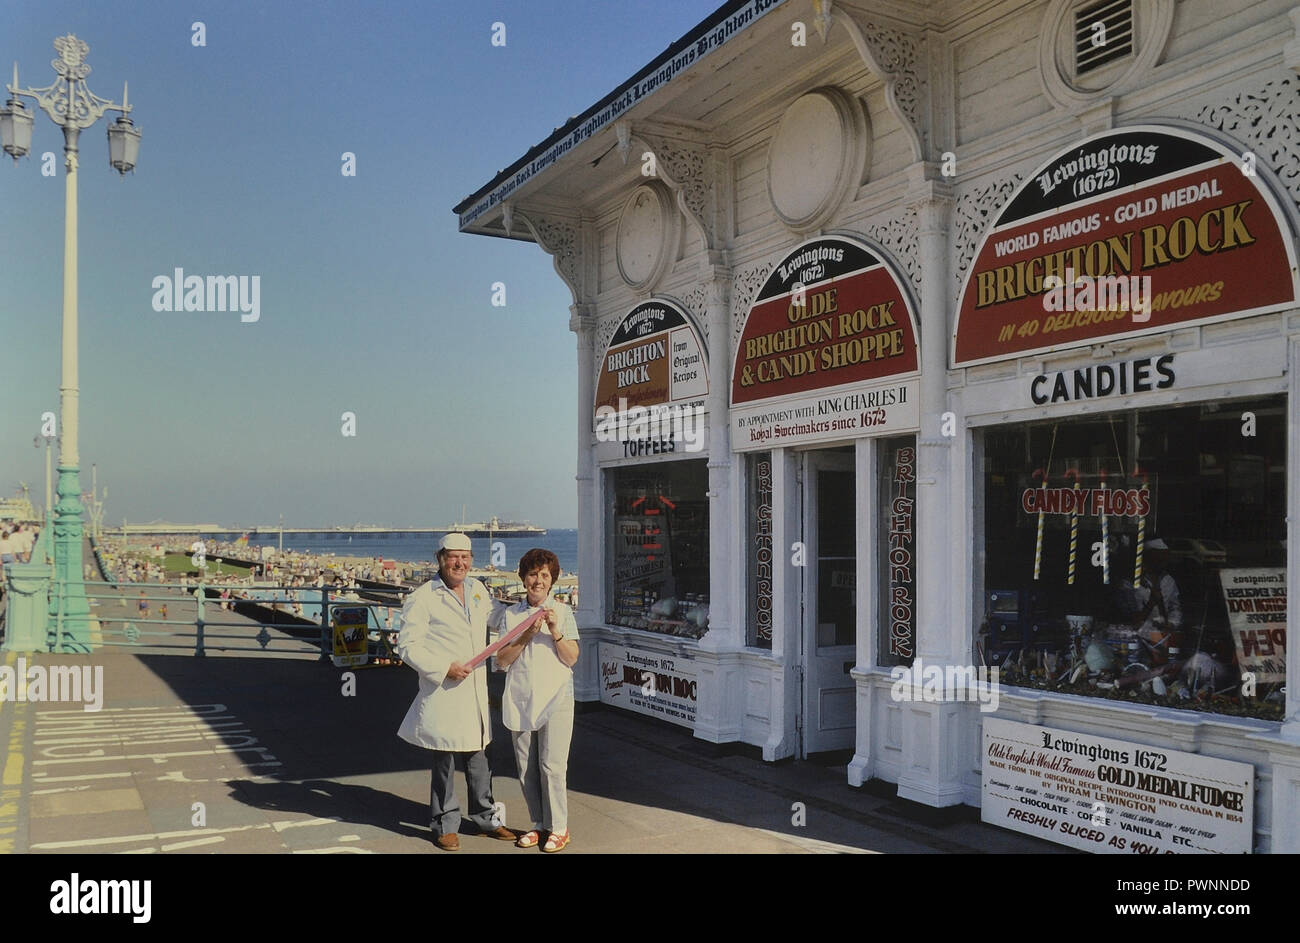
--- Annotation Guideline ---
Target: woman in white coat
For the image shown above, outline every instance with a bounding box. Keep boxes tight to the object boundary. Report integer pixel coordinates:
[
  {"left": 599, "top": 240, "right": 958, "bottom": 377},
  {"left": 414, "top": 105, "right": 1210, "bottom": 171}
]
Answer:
[{"left": 494, "top": 548, "right": 579, "bottom": 852}]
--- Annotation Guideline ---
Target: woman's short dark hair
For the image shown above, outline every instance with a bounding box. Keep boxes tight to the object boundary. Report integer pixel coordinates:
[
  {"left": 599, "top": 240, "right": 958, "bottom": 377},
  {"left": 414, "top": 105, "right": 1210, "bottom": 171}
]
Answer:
[{"left": 518, "top": 547, "right": 560, "bottom": 582}]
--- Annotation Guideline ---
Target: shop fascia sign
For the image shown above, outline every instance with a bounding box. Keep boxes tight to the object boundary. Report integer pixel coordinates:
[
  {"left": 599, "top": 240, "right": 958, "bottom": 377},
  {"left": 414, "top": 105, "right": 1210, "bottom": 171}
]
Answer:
[
  {"left": 1030, "top": 352, "right": 1175, "bottom": 405},
  {"left": 594, "top": 298, "right": 709, "bottom": 460},
  {"left": 730, "top": 235, "right": 920, "bottom": 452},
  {"left": 953, "top": 125, "right": 1299, "bottom": 367}
]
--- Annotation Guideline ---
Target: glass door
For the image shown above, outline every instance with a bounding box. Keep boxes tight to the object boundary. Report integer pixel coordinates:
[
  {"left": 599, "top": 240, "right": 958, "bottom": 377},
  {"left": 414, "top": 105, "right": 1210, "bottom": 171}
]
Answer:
[{"left": 802, "top": 449, "right": 856, "bottom": 755}]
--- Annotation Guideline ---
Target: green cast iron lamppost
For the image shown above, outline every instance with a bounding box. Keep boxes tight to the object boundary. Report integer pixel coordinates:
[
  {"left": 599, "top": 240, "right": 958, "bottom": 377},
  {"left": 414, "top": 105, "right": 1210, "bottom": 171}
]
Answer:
[{"left": 1, "top": 35, "right": 140, "bottom": 650}]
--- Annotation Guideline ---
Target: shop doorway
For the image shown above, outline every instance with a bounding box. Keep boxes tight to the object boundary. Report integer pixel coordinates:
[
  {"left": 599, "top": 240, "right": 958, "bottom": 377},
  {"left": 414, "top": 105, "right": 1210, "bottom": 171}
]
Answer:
[{"left": 800, "top": 448, "right": 856, "bottom": 756}]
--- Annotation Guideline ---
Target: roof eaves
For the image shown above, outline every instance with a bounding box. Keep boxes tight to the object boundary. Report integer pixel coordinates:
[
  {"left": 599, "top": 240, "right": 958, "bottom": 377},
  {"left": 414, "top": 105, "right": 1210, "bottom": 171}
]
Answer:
[{"left": 453, "top": 0, "right": 791, "bottom": 230}]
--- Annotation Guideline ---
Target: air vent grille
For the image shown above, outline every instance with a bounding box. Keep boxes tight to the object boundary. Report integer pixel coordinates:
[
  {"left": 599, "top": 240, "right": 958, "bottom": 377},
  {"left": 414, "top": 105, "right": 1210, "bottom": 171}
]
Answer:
[{"left": 1075, "top": 0, "right": 1133, "bottom": 74}]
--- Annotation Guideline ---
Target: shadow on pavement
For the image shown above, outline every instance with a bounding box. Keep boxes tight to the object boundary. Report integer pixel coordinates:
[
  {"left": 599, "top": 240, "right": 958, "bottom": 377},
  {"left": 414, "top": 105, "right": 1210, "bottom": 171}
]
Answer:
[{"left": 120, "top": 651, "right": 1057, "bottom": 852}]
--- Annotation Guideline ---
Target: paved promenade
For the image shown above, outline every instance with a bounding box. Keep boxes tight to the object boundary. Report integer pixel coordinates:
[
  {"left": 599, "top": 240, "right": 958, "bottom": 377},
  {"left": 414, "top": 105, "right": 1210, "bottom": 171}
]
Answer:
[
  {"left": 0, "top": 647, "right": 1065, "bottom": 855},
  {"left": 0, "top": 549, "right": 1062, "bottom": 855}
]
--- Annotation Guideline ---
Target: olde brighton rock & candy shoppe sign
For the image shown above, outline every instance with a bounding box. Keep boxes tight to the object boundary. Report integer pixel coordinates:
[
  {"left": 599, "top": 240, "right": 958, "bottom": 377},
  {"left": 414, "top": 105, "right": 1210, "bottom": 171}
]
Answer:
[{"left": 731, "top": 236, "right": 920, "bottom": 449}]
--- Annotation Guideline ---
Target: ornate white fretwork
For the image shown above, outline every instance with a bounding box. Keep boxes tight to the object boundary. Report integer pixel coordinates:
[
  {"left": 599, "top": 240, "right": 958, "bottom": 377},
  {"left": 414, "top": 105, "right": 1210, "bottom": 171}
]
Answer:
[
  {"left": 683, "top": 284, "right": 710, "bottom": 341},
  {"left": 731, "top": 262, "right": 775, "bottom": 343},
  {"left": 1177, "top": 76, "right": 1300, "bottom": 207},
  {"left": 637, "top": 130, "right": 716, "bottom": 250},
  {"left": 822, "top": 2, "right": 925, "bottom": 160},
  {"left": 516, "top": 210, "right": 582, "bottom": 302},
  {"left": 857, "top": 207, "right": 921, "bottom": 293},
  {"left": 594, "top": 313, "right": 622, "bottom": 357},
  {"left": 950, "top": 175, "right": 1021, "bottom": 305}
]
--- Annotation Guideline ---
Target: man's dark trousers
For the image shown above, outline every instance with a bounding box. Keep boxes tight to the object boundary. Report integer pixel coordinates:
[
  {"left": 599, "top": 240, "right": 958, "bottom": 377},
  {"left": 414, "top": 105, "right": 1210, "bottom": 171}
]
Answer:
[{"left": 430, "top": 748, "right": 498, "bottom": 837}]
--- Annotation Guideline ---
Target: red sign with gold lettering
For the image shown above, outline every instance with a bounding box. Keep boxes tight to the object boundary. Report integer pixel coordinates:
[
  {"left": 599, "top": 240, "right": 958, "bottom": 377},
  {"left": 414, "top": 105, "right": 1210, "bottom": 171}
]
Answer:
[
  {"left": 953, "top": 126, "right": 1298, "bottom": 367},
  {"left": 732, "top": 236, "right": 919, "bottom": 406}
]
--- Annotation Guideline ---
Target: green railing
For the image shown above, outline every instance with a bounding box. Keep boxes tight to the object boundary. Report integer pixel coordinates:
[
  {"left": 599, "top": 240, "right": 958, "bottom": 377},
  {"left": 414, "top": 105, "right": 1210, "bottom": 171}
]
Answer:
[{"left": 42, "top": 578, "right": 409, "bottom": 661}]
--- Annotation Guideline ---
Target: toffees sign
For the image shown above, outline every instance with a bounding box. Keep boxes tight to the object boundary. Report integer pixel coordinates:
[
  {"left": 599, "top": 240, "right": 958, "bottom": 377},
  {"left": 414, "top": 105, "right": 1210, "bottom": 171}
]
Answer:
[
  {"left": 953, "top": 126, "right": 1299, "bottom": 367},
  {"left": 731, "top": 236, "right": 919, "bottom": 451}
]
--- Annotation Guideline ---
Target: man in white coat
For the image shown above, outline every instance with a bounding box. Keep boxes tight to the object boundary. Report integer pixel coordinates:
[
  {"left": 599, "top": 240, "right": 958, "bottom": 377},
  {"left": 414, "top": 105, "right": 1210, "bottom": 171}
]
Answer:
[{"left": 396, "top": 533, "right": 516, "bottom": 850}]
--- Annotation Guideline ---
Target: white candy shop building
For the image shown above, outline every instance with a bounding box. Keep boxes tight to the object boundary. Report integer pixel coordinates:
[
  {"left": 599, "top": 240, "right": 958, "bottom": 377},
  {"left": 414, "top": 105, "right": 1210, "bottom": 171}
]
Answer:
[{"left": 455, "top": 0, "right": 1300, "bottom": 853}]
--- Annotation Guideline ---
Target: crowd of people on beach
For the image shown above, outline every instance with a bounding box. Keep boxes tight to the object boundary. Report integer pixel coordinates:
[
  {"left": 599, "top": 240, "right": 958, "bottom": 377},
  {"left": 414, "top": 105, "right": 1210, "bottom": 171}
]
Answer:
[
  {"left": 0, "top": 523, "right": 37, "bottom": 567},
  {"left": 0, "top": 524, "right": 39, "bottom": 610},
  {"left": 89, "top": 535, "right": 576, "bottom": 638}
]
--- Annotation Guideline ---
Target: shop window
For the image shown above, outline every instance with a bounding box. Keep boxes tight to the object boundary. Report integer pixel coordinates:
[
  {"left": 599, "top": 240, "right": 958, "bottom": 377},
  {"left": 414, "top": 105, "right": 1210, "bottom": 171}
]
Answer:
[
  {"left": 978, "top": 396, "right": 1286, "bottom": 719},
  {"left": 878, "top": 436, "right": 917, "bottom": 668},
  {"left": 746, "top": 452, "right": 774, "bottom": 649},
  {"left": 607, "top": 460, "right": 710, "bottom": 637}
]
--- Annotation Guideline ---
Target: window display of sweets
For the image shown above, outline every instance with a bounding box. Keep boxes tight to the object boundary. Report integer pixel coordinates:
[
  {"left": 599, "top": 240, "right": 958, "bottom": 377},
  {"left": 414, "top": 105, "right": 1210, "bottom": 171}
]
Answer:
[{"left": 978, "top": 396, "right": 1286, "bottom": 720}]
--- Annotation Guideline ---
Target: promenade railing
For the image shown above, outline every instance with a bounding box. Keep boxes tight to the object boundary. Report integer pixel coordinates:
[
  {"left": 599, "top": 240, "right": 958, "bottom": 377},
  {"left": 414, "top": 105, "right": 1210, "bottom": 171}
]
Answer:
[{"left": 44, "top": 578, "right": 411, "bottom": 661}]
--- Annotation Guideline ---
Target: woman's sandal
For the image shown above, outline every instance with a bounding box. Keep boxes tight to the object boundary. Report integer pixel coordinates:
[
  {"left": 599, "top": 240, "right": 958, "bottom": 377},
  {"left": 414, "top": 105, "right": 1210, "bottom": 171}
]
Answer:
[
  {"left": 515, "top": 830, "right": 540, "bottom": 849},
  {"left": 542, "top": 830, "right": 570, "bottom": 853}
]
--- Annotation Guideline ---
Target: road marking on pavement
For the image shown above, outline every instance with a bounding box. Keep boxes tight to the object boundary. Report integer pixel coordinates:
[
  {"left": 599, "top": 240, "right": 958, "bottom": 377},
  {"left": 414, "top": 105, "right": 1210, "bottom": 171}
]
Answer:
[
  {"left": 31, "top": 706, "right": 282, "bottom": 771},
  {"left": 32, "top": 771, "right": 134, "bottom": 783},
  {"left": 35, "top": 745, "right": 278, "bottom": 765},
  {"left": 293, "top": 847, "right": 373, "bottom": 854},
  {"left": 160, "top": 836, "right": 226, "bottom": 851},
  {"left": 22, "top": 701, "right": 287, "bottom": 852},
  {"left": 2, "top": 746, "right": 23, "bottom": 785},
  {"left": 29, "top": 816, "right": 340, "bottom": 850},
  {"left": 0, "top": 655, "right": 27, "bottom": 855}
]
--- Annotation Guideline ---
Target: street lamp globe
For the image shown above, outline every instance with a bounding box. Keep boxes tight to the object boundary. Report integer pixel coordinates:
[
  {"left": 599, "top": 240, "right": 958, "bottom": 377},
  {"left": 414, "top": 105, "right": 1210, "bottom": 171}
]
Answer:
[
  {"left": 107, "top": 114, "right": 139, "bottom": 173},
  {"left": 0, "top": 77, "right": 33, "bottom": 161}
]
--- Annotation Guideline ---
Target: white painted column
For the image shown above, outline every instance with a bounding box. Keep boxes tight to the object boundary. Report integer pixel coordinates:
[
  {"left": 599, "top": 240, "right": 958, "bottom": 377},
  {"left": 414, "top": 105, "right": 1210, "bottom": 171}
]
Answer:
[
  {"left": 1286, "top": 333, "right": 1300, "bottom": 739},
  {"left": 570, "top": 304, "right": 600, "bottom": 702},
  {"left": 849, "top": 435, "right": 878, "bottom": 786},
  {"left": 700, "top": 263, "right": 737, "bottom": 652},
  {"left": 1265, "top": 336, "right": 1300, "bottom": 851},
  {"left": 912, "top": 175, "right": 957, "bottom": 664},
  {"left": 896, "top": 169, "right": 966, "bottom": 807},
  {"left": 767, "top": 446, "right": 801, "bottom": 760},
  {"left": 694, "top": 261, "right": 743, "bottom": 744}
]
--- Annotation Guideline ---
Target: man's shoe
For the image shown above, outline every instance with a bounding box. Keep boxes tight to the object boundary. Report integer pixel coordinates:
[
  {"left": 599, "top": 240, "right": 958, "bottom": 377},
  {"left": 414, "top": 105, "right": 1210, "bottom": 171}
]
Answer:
[
  {"left": 482, "top": 825, "right": 517, "bottom": 841},
  {"left": 434, "top": 833, "right": 460, "bottom": 851}
]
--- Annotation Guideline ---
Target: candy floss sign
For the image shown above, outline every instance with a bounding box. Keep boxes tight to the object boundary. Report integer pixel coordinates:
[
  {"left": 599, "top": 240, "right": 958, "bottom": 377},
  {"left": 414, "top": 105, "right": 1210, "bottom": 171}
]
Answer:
[
  {"left": 983, "top": 718, "right": 1254, "bottom": 854},
  {"left": 731, "top": 236, "right": 920, "bottom": 451},
  {"left": 953, "top": 126, "right": 1299, "bottom": 366}
]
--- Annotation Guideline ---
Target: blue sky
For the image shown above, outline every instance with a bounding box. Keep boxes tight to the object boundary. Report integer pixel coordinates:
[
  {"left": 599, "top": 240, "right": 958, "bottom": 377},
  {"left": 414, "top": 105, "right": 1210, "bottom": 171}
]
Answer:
[{"left": 0, "top": 0, "right": 718, "bottom": 529}]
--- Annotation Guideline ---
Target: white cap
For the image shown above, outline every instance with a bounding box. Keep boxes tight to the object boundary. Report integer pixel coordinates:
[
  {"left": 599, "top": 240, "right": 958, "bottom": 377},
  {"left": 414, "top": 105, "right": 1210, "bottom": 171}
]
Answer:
[
  {"left": 438, "top": 532, "right": 473, "bottom": 553},
  {"left": 1146, "top": 538, "right": 1169, "bottom": 550}
]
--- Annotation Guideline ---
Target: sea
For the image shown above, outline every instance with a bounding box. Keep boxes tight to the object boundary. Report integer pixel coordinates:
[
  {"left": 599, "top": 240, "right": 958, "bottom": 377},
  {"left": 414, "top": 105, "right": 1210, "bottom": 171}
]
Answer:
[{"left": 240, "top": 529, "right": 580, "bottom": 577}]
